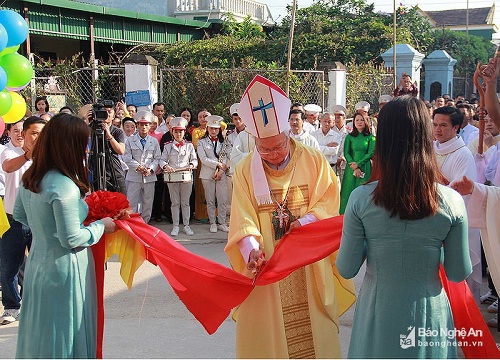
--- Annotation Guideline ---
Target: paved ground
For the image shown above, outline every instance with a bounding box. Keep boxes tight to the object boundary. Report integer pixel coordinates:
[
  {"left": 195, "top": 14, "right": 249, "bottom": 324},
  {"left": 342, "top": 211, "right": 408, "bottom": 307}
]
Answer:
[{"left": 0, "top": 219, "right": 499, "bottom": 358}]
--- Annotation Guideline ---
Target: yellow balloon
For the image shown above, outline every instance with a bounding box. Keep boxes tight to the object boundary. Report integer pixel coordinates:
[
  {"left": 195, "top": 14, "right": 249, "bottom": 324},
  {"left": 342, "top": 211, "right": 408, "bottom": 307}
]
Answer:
[{"left": 2, "top": 91, "right": 26, "bottom": 123}]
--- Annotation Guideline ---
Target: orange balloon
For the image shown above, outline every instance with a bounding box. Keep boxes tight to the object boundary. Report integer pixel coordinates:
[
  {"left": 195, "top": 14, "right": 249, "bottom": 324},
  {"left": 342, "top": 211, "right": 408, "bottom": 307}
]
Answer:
[{"left": 2, "top": 91, "right": 26, "bottom": 123}]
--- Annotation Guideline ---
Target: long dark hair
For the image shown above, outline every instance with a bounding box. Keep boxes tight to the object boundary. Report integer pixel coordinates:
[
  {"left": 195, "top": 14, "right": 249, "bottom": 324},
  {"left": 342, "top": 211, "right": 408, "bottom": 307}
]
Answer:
[
  {"left": 368, "top": 96, "right": 445, "bottom": 220},
  {"left": 350, "top": 110, "right": 371, "bottom": 136},
  {"left": 22, "top": 113, "right": 91, "bottom": 196}
]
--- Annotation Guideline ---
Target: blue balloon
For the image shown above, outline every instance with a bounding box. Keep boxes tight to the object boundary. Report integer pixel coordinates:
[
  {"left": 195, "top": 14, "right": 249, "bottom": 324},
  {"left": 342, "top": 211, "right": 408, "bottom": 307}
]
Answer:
[
  {"left": 0, "top": 66, "right": 6, "bottom": 92},
  {"left": 0, "top": 23, "right": 7, "bottom": 53},
  {"left": 0, "top": 10, "right": 29, "bottom": 47}
]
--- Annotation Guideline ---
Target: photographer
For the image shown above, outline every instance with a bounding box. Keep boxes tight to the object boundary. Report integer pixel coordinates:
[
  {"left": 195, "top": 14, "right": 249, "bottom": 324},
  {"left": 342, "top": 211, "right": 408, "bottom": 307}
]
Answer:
[{"left": 88, "top": 101, "right": 127, "bottom": 194}]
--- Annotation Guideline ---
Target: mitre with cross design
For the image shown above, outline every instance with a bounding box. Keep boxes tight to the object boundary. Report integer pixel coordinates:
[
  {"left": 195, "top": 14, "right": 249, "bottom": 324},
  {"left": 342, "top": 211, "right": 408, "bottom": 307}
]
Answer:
[{"left": 238, "top": 75, "right": 291, "bottom": 139}]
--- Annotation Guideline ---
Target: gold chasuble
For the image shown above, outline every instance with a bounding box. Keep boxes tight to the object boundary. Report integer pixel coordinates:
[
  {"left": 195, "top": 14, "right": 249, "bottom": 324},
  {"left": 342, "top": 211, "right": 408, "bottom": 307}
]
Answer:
[{"left": 226, "top": 139, "right": 355, "bottom": 358}]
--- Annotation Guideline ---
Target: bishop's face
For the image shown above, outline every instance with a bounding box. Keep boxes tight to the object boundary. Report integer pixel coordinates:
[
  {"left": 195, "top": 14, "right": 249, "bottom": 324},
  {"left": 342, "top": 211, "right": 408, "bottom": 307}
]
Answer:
[{"left": 255, "top": 132, "right": 289, "bottom": 166}]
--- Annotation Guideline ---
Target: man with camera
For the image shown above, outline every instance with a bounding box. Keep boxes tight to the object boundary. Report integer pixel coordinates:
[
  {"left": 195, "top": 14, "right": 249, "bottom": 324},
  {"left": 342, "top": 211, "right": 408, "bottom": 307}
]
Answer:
[{"left": 89, "top": 101, "right": 127, "bottom": 194}]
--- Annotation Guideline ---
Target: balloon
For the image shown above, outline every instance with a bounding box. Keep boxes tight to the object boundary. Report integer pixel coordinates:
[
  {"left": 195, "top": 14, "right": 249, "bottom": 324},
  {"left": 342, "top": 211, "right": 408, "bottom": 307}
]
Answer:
[
  {"left": 0, "top": 89, "right": 12, "bottom": 116},
  {"left": 0, "top": 52, "right": 33, "bottom": 88},
  {"left": 0, "top": 23, "right": 7, "bottom": 54},
  {"left": 0, "top": 10, "right": 29, "bottom": 47},
  {"left": 0, "top": 44, "right": 19, "bottom": 58},
  {"left": 2, "top": 91, "right": 26, "bottom": 123},
  {"left": 0, "top": 117, "right": 5, "bottom": 137},
  {"left": 0, "top": 65, "right": 6, "bottom": 91}
]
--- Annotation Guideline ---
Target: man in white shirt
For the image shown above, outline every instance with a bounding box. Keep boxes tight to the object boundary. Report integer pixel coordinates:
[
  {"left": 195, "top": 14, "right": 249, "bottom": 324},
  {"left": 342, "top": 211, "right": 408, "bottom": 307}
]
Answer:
[
  {"left": 331, "top": 105, "right": 350, "bottom": 182},
  {"left": 0, "top": 117, "right": 46, "bottom": 325},
  {"left": 433, "top": 105, "right": 481, "bottom": 301},
  {"left": 225, "top": 103, "right": 246, "bottom": 212},
  {"left": 311, "top": 113, "right": 341, "bottom": 166},
  {"left": 457, "top": 103, "right": 479, "bottom": 147},
  {"left": 230, "top": 130, "right": 255, "bottom": 174},
  {"left": 153, "top": 102, "right": 168, "bottom": 134},
  {"left": 226, "top": 103, "right": 246, "bottom": 173},
  {"left": 303, "top": 104, "right": 322, "bottom": 131},
  {"left": 288, "top": 109, "right": 320, "bottom": 150},
  {"left": 433, "top": 106, "right": 476, "bottom": 181}
]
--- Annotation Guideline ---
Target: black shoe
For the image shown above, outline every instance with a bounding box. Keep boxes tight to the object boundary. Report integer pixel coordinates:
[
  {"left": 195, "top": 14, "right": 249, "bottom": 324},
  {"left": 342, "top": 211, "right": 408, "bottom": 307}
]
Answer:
[{"left": 154, "top": 217, "right": 163, "bottom": 223}]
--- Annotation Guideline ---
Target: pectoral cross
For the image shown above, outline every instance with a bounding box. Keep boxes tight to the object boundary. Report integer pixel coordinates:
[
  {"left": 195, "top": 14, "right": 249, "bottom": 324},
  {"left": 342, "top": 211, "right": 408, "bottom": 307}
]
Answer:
[{"left": 274, "top": 205, "right": 289, "bottom": 229}]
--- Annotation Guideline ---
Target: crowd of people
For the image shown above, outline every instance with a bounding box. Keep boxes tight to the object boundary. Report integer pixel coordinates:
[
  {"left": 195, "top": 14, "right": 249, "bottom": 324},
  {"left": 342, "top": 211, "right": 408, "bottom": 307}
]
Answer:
[{"left": 0, "top": 65, "right": 500, "bottom": 358}]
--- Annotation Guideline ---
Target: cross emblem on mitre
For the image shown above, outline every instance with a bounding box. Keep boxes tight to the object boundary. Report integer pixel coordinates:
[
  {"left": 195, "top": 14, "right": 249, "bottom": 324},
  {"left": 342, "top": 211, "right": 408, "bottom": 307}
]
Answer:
[
  {"left": 238, "top": 75, "right": 291, "bottom": 139},
  {"left": 253, "top": 98, "right": 273, "bottom": 127}
]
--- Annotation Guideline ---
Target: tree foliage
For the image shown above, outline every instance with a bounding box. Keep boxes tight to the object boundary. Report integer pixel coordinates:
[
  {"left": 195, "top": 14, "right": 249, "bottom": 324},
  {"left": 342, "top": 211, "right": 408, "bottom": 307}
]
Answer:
[
  {"left": 152, "top": 36, "right": 284, "bottom": 68},
  {"left": 272, "top": 0, "right": 393, "bottom": 68},
  {"left": 428, "top": 29, "right": 495, "bottom": 77},
  {"left": 392, "top": 5, "right": 434, "bottom": 54},
  {"left": 220, "top": 14, "right": 266, "bottom": 40},
  {"left": 141, "top": 0, "right": 495, "bottom": 78}
]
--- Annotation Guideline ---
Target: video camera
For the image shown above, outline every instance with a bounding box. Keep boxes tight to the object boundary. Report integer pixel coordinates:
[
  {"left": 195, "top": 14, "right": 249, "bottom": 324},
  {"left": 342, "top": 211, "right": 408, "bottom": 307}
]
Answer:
[{"left": 90, "top": 100, "right": 114, "bottom": 135}]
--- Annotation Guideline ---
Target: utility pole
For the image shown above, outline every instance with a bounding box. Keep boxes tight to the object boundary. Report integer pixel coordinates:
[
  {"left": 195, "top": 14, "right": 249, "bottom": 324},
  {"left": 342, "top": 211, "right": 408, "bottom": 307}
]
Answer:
[
  {"left": 465, "top": 0, "right": 469, "bottom": 97},
  {"left": 393, "top": 0, "right": 397, "bottom": 88},
  {"left": 286, "top": 0, "right": 297, "bottom": 97}
]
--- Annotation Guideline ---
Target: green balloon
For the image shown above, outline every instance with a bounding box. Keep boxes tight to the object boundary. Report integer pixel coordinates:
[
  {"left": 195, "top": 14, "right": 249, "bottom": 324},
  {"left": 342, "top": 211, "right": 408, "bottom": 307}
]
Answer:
[
  {"left": 0, "top": 52, "right": 33, "bottom": 88},
  {"left": 0, "top": 89, "right": 12, "bottom": 116},
  {"left": 0, "top": 45, "right": 19, "bottom": 58}
]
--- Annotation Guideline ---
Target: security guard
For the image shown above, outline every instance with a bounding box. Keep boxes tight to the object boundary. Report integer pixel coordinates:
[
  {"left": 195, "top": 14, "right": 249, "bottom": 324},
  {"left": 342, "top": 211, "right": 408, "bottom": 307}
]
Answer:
[{"left": 123, "top": 110, "right": 161, "bottom": 223}]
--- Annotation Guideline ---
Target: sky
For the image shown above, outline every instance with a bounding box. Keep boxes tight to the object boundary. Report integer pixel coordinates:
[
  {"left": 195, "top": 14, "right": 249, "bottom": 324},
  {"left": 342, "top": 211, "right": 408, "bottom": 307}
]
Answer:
[{"left": 264, "top": 0, "right": 497, "bottom": 23}]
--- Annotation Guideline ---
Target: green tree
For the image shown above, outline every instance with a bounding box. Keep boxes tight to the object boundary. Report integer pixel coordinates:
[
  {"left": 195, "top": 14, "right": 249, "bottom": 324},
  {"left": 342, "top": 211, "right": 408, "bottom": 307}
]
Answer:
[
  {"left": 393, "top": 5, "right": 434, "bottom": 54},
  {"left": 428, "top": 29, "right": 495, "bottom": 77},
  {"left": 220, "top": 14, "right": 266, "bottom": 40},
  {"left": 272, "top": 0, "right": 394, "bottom": 68}
]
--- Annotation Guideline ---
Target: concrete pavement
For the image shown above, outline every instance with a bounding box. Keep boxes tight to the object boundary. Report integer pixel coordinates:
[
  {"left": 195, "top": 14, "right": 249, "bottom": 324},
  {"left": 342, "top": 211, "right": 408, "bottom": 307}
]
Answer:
[
  {"left": 0, "top": 219, "right": 357, "bottom": 358},
  {"left": 1, "top": 219, "right": 498, "bottom": 358}
]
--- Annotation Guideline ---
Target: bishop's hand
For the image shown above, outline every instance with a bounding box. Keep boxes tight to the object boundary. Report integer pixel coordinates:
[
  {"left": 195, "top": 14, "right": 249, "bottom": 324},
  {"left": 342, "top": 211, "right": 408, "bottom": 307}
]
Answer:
[{"left": 247, "top": 249, "right": 267, "bottom": 280}]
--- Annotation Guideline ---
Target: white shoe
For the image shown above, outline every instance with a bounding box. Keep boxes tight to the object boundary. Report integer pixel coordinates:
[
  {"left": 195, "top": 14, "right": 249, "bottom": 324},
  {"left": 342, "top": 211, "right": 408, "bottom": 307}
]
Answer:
[
  {"left": 170, "top": 226, "right": 180, "bottom": 236},
  {"left": 183, "top": 225, "right": 194, "bottom": 236},
  {"left": 487, "top": 299, "right": 498, "bottom": 313},
  {"left": 209, "top": 223, "right": 218, "bottom": 233},
  {"left": 487, "top": 314, "right": 498, "bottom": 328},
  {"left": 481, "top": 289, "right": 498, "bottom": 304},
  {"left": 218, "top": 224, "right": 229, "bottom": 232},
  {"left": 0, "top": 309, "right": 20, "bottom": 325}
]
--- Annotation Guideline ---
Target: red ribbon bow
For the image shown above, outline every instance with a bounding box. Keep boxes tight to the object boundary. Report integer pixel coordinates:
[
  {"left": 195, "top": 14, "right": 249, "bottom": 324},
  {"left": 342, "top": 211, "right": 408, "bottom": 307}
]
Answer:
[{"left": 175, "top": 142, "right": 184, "bottom": 148}]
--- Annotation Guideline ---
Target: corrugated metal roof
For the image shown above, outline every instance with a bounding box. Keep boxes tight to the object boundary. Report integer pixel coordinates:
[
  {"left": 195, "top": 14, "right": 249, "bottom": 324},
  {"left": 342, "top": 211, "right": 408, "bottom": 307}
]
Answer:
[
  {"left": 3, "top": 0, "right": 209, "bottom": 44},
  {"left": 21, "top": 0, "right": 211, "bottom": 28}
]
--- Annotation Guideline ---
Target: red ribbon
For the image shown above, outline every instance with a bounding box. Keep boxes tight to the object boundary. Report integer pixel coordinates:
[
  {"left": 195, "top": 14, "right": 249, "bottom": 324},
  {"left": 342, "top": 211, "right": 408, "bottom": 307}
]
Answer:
[{"left": 87, "top": 191, "right": 500, "bottom": 358}]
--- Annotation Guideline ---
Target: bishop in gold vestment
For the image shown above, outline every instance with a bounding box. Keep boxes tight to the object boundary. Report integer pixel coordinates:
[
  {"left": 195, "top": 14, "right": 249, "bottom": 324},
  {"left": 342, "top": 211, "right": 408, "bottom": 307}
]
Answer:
[{"left": 226, "top": 138, "right": 355, "bottom": 358}]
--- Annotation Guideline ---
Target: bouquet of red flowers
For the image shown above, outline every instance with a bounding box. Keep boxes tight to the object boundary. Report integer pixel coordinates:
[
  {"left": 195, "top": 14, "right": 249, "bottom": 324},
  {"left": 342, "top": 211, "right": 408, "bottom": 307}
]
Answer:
[{"left": 84, "top": 190, "right": 132, "bottom": 225}]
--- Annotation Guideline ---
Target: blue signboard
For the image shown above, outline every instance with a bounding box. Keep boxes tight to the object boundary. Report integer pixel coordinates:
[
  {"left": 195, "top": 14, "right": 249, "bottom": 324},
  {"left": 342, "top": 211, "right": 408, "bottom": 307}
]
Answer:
[{"left": 125, "top": 90, "right": 151, "bottom": 107}]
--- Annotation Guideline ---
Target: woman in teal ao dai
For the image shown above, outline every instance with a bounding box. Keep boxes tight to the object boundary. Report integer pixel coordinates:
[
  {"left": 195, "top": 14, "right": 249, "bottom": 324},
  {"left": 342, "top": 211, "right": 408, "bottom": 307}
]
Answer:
[
  {"left": 13, "top": 114, "right": 116, "bottom": 358},
  {"left": 339, "top": 111, "right": 375, "bottom": 214},
  {"left": 336, "top": 96, "right": 471, "bottom": 358}
]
